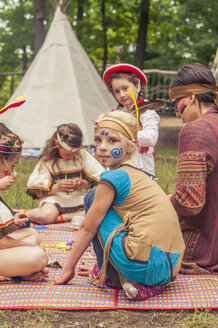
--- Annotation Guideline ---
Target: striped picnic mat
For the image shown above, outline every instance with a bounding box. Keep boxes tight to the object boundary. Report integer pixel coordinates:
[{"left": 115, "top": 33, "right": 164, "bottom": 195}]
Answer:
[{"left": 0, "top": 223, "right": 217, "bottom": 310}]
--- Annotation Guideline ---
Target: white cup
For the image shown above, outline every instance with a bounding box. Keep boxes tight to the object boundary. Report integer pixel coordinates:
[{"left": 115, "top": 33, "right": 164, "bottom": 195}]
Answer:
[{"left": 71, "top": 215, "right": 84, "bottom": 226}]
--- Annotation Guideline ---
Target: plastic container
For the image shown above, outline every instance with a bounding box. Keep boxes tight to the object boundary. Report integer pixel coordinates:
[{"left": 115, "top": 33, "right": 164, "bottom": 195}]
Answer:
[{"left": 71, "top": 214, "right": 84, "bottom": 226}]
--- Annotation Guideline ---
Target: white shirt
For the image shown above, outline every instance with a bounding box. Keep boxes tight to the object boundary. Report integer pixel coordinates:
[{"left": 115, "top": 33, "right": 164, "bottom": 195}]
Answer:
[{"left": 132, "top": 110, "right": 160, "bottom": 176}]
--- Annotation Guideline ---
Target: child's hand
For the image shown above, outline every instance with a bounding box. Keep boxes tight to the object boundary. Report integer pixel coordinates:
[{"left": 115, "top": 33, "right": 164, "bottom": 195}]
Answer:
[
  {"left": 0, "top": 172, "right": 17, "bottom": 190},
  {"left": 72, "top": 177, "right": 81, "bottom": 191},
  {"left": 52, "top": 179, "right": 75, "bottom": 193},
  {"left": 13, "top": 212, "right": 29, "bottom": 226},
  {"left": 54, "top": 267, "right": 76, "bottom": 285},
  {"left": 72, "top": 178, "right": 90, "bottom": 190}
]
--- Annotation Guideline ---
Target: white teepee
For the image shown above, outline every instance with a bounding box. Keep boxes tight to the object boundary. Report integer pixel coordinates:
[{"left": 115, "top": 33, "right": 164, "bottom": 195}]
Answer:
[{"left": 2, "top": 6, "right": 116, "bottom": 149}]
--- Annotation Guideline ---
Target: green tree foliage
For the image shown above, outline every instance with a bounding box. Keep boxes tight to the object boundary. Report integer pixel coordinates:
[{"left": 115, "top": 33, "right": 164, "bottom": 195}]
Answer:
[
  {"left": 0, "top": 0, "right": 217, "bottom": 107},
  {"left": 145, "top": 0, "right": 218, "bottom": 69}
]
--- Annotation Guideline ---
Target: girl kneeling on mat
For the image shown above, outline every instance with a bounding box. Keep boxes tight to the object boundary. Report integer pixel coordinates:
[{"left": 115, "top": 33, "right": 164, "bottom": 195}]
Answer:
[{"left": 55, "top": 111, "right": 185, "bottom": 301}]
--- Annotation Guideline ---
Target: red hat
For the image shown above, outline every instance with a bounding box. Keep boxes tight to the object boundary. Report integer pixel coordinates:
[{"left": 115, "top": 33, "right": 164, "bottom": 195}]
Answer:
[{"left": 103, "top": 63, "right": 147, "bottom": 87}]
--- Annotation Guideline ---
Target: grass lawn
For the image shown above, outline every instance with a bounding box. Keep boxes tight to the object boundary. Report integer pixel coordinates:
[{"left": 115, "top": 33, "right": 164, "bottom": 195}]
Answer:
[{"left": 0, "top": 149, "right": 217, "bottom": 328}]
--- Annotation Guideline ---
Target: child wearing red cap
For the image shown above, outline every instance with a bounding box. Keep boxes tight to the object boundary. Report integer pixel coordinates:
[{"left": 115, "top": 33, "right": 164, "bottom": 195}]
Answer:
[{"left": 103, "top": 63, "right": 160, "bottom": 178}]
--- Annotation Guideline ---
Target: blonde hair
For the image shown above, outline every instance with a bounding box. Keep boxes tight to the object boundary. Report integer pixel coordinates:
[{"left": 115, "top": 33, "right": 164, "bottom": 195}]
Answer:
[{"left": 98, "top": 110, "right": 138, "bottom": 147}]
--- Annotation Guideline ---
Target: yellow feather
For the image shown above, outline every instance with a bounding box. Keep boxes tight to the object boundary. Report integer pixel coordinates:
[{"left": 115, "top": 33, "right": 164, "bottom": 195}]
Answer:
[{"left": 129, "top": 89, "right": 141, "bottom": 130}]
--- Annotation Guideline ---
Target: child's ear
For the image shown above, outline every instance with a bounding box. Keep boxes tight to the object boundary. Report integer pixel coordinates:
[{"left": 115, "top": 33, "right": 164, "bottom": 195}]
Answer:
[{"left": 128, "top": 140, "right": 137, "bottom": 154}]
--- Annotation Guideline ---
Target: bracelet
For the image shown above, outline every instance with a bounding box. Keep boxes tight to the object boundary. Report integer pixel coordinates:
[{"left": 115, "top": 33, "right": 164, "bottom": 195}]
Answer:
[{"left": 60, "top": 214, "right": 64, "bottom": 223}]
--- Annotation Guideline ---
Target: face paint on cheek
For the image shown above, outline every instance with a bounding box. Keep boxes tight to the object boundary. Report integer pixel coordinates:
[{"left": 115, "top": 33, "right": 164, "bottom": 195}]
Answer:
[
  {"left": 94, "top": 145, "right": 98, "bottom": 153},
  {"left": 111, "top": 147, "right": 124, "bottom": 159},
  {"left": 179, "top": 103, "right": 188, "bottom": 116},
  {"left": 3, "top": 170, "right": 9, "bottom": 176}
]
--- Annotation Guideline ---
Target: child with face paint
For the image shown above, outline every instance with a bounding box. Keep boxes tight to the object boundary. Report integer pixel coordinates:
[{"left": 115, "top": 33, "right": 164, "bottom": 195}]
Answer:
[
  {"left": 55, "top": 111, "right": 185, "bottom": 301},
  {"left": 0, "top": 126, "right": 49, "bottom": 282},
  {"left": 27, "top": 123, "right": 104, "bottom": 225},
  {"left": 103, "top": 64, "right": 160, "bottom": 178}
]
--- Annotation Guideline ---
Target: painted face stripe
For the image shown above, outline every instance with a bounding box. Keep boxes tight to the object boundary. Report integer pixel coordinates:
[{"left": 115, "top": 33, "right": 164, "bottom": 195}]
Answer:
[{"left": 179, "top": 103, "right": 187, "bottom": 116}]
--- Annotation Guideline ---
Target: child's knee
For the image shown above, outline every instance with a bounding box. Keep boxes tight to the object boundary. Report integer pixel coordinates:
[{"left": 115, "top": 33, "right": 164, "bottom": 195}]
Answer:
[
  {"left": 32, "top": 247, "right": 48, "bottom": 270},
  {"left": 84, "top": 189, "right": 96, "bottom": 213}
]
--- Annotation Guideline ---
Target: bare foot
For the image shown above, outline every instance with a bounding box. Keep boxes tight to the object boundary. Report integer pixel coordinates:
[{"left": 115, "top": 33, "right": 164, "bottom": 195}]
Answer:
[
  {"left": 77, "top": 264, "right": 92, "bottom": 277},
  {"left": 123, "top": 282, "right": 138, "bottom": 299},
  {"left": 21, "top": 267, "right": 49, "bottom": 282}
]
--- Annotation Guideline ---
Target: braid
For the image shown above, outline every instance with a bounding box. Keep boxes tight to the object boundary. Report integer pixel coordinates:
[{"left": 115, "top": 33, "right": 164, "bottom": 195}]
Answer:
[{"left": 138, "top": 82, "right": 145, "bottom": 100}]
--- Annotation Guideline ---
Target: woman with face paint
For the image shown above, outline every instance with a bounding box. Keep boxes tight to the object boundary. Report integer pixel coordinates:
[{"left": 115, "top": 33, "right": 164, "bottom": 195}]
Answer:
[
  {"left": 103, "top": 64, "right": 160, "bottom": 178},
  {"left": 55, "top": 110, "right": 185, "bottom": 301},
  {"left": 169, "top": 63, "right": 218, "bottom": 275}
]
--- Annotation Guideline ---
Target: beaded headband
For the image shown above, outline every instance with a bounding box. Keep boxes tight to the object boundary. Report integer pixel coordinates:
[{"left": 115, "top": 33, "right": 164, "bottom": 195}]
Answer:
[
  {"left": 56, "top": 133, "right": 80, "bottom": 152},
  {"left": 0, "top": 144, "right": 22, "bottom": 154},
  {"left": 95, "top": 117, "right": 137, "bottom": 141},
  {"left": 169, "top": 83, "right": 218, "bottom": 105}
]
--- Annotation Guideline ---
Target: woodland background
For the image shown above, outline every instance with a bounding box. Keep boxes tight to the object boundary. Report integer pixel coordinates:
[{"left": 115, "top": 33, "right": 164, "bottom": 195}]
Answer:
[{"left": 0, "top": 0, "right": 218, "bottom": 107}]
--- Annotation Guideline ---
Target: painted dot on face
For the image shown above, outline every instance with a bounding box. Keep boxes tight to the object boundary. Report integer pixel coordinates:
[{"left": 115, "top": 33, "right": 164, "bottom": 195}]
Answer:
[{"left": 111, "top": 147, "right": 124, "bottom": 159}]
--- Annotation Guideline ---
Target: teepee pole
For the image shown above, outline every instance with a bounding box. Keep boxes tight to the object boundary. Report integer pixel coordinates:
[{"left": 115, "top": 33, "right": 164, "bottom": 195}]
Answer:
[
  {"left": 50, "top": 0, "right": 71, "bottom": 11},
  {"left": 62, "top": 0, "right": 71, "bottom": 12}
]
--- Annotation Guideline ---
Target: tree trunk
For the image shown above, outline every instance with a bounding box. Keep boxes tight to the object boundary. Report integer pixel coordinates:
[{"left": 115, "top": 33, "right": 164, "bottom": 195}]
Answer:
[
  {"left": 134, "top": 0, "right": 150, "bottom": 69},
  {"left": 22, "top": 46, "right": 28, "bottom": 72},
  {"left": 101, "top": 0, "right": 107, "bottom": 74},
  {"left": 77, "top": 0, "right": 84, "bottom": 40},
  {"left": 34, "top": 0, "right": 46, "bottom": 55}
]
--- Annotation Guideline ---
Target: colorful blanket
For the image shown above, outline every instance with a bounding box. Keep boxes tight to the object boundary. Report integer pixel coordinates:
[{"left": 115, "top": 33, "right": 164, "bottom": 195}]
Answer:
[{"left": 0, "top": 223, "right": 217, "bottom": 310}]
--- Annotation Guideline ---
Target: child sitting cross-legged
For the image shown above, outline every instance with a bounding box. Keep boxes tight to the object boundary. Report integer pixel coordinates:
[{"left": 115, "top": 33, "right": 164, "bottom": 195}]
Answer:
[
  {"left": 55, "top": 111, "right": 185, "bottom": 301},
  {"left": 27, "top": 123, "right": 104, "bottom": 225},
  {"left": 0, "top": 126, "right": 48, "bottom": 281}
]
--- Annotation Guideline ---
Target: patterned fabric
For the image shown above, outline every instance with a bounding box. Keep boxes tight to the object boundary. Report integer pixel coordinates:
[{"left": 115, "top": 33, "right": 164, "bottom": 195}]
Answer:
[
  {"left": 27, "top": 149, "right": 104, "bottom": 214},
  {"left": 171, "top": 108, "right": 218, "bottom": 274},
  {"left": 0, "top": 223, "right": 217, "bottom": 310},
  {"left": 174, "top": 151, "right": 208, "bottom": 211},
  {"left": 0, "top": 197, "right": 18, "bottom": 240}
]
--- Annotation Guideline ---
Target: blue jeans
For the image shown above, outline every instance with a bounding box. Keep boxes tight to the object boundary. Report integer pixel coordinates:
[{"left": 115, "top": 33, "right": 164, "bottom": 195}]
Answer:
[{"left": 84, "top": 189, "right": 110, "bottom": 278}]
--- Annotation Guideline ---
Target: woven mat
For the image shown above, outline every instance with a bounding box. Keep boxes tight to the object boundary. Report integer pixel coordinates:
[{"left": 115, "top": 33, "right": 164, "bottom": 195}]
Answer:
[{"left": 0, "top": 223, "right": 217, "bottom": 310}]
